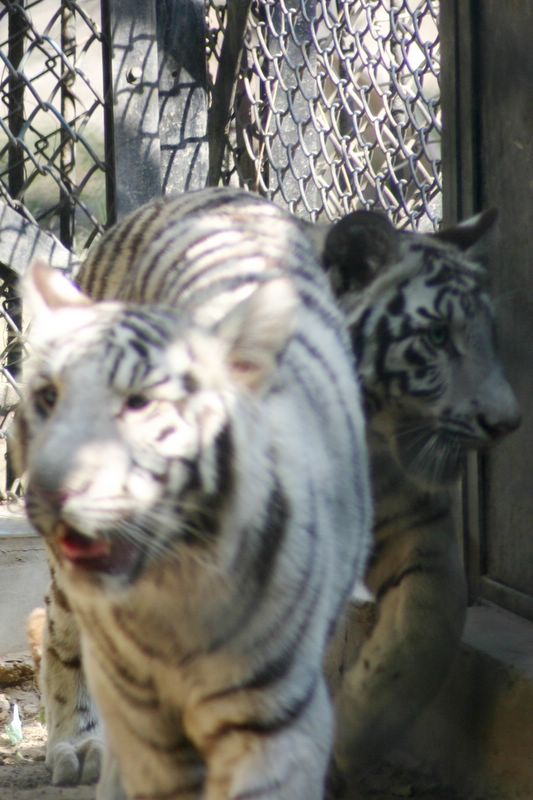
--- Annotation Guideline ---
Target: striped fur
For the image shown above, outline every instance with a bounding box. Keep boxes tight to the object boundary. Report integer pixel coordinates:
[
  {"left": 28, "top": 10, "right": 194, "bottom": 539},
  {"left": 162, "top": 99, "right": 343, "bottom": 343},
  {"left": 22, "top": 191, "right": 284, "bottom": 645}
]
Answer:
[
  {"left": 314, "top": 209, "right": 521, "bottom": 777},
  {"left": 17, "top": 188, "right": 371, "bottom": 800}
]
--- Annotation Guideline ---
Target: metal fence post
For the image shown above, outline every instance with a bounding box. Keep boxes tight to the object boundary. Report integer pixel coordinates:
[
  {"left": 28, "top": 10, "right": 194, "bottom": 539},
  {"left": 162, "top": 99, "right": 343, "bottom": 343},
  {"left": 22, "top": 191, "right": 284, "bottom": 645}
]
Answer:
[
  {"left": 101, "top": 0, "right": 208, "bottom": 222},
  {"left": 157, "top": 0, "right": 209, "bottom": 194}
]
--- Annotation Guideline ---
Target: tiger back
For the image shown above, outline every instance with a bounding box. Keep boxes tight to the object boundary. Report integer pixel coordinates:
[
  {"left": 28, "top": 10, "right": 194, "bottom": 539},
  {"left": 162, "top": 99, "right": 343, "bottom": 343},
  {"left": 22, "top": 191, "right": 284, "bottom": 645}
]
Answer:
[{"left": 18, "top": 188, "right": 372, "bottom": 800}]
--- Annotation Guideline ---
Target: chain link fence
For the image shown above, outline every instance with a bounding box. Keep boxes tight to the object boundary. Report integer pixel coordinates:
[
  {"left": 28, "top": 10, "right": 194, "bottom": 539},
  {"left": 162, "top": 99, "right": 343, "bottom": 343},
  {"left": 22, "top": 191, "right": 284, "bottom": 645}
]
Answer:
[
  {"left": 0, "top": 0, "right": 441, "bottom": 496},
  {"left": 207, "top": 0, "right": 441, "bottom": 228},
  {"left": 0, "top": 0, "right": 106, "bottom": 495},
  {"left": 1, "top": 0, "right": 107, "bottom": 249}
]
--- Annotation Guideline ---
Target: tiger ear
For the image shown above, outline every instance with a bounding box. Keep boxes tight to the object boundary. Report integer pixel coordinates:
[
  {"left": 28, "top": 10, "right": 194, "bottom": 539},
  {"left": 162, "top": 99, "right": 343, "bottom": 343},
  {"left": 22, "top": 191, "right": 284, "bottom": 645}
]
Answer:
[
  {"left": 322, "top": 210, "right": 399, "bottom": 296},
  {"left": 217, "top": 278, "right": 297, "bottom": 392},
  {"left": 433, "top": 208, "right": 498, "bottom": 264},
  {"left": 22, "top": 259, "right": 92, "bottom": 314},
  {"left": 21, "top": 260, "right": 93, "bottom": 341}
]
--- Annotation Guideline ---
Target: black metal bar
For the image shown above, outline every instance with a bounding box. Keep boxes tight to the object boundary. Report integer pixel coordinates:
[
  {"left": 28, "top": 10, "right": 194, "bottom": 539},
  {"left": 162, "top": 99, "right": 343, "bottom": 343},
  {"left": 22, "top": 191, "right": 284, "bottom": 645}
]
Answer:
[
  {"left": 6, "top": 1, "right": 27, "bottom": 492},
  {"left": 7, "top": 1, "right": 26, "bottom": 202},
  {"left": 60, "top": 0, "right": 77, "bottom": 249},
  {"left": 207, "top": 0, "right": 252, "bottom": 186}
]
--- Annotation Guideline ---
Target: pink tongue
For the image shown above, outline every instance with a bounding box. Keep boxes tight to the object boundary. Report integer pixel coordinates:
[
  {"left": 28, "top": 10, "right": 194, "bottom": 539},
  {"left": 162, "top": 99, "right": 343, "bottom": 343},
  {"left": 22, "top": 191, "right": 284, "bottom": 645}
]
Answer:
[{"left": 59, "top": 529, "right": 110, "bottom": 562}]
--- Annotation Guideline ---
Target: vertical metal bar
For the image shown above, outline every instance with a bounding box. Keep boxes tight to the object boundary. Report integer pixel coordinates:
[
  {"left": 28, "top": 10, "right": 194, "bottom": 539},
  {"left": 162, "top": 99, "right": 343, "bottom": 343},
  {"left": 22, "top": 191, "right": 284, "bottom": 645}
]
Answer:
[
  {"left": 60, "top": 0, "right": 77, "bottom": 249},
  {"left": 440, "top": 0, "right": 483, "bottom": 603},
  {"left": 100, "top": 0, "right": 162, "bottom": 222},
  {"left": 6, "top": 2, "right": 27, "bottom": 493},
  {"left": 207, "top": 0, "right": 252, "bottom": 187},
  {"left": 439, "top": 0, "right": 460, "bottom": 226},
  {"left": 156, "top": 0, "right": 209, "bottom": 194},
  {"left": 101, "top": 0, "right": 116, "bottom": 226},
  {"left": 389, "top": 0, "right": 409, "bottom": 218},
  {"left": 7, "top": 0, "right": 26, "bottom": 201}
]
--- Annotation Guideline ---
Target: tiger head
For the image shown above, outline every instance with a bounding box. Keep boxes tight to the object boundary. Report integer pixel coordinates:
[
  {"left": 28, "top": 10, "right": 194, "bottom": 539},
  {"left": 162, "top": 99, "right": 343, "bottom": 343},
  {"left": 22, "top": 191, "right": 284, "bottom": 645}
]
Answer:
[
  {"left": 16, "top": 261, "right": 297, "bottom": 586},
  {"left": 319, "top": 209, "right": 521, "bottom": 487}
]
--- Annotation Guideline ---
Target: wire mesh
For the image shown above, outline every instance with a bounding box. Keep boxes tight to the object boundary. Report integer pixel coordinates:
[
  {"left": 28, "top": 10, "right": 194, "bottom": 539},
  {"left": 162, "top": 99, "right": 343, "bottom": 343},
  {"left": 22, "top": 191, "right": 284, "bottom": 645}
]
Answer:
[
  {"left": 0, "top": 0, "right": 107, "bottom": 249},
  {"left": 0, "top": 0, "right": 107, "bottom": 496},
  {"left": 207, "top": 0, "right": 441, "bottom": 228},
  {"left": 0, "top": 0, "right": 442, "bottom": 496}
]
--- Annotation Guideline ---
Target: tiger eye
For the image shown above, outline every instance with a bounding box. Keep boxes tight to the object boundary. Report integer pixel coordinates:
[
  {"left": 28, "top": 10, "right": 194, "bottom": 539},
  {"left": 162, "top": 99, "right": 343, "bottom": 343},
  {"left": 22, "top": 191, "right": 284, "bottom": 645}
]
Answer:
[
  {"left": 125, "top": 394, "right": 151, "bottom": 411},
  {"left": 34, "top": 384, "right": 58, "bottom": 416},
  {"left": 427, "top": 325, "right": 449, "bottom": 348}
]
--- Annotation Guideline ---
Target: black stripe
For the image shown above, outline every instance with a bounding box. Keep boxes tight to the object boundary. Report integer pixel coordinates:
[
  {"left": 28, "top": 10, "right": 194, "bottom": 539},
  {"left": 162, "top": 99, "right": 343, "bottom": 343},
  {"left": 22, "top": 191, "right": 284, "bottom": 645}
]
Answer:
[
  {"left": 78, "top": 609, "right": 157, "bottom": 699},
  {"left": 214, "top": 423, "right": 233, "bottom": 497},
  {"left": 46, "top": 646, "right": 81, "bottom": 671},
  {"left": 291, "top": 334, "right": 361, "bottom": 491},
  {"left": 129, "top": 338, "right": 149, "bottom": 359},
  {"left": 205, "top": 674, "right": 318, "bottom": 745},
  {"left": 137, "top": 230, "right": 192, "bottom": 300},
  {"left": 52, "top": 693, "right": 67, "bottom": 706},
  {"left": 136, "top": 192, "right": 268, "bottom": 299},
  {"left": 404, "top": 342, "right": 426, "bottom": 366},
  {"left": 84, "top": 202, "right": 166, "bottom": 298},
  {"left": 118, "top": 202, "right": 167, "bottom": 281},
  {"left": 79, "top": 227, "right": 128, "bottom": 296},
  {"left": 50, "top": 578, "right": 71, "bottom": 612},
  {"left": 252, "top": 479, "right": 289, "bottom": 585},
  {"left": 77, "top": 717, "right": 98, "bottom": 735},
  {"left": 387, "top": 291, "right": 405, "bottom": 315},
  {"left": 107, "top": 346, "right": 125, "bottom": 384},
  {"left": 173, "top": 478, "right": 290, "bottom": 668},
  {"left": 350, "top": 308, "right": 372, "bottom": 362},
  {"left": 200, "top": 561, "right": 324, "bottom": 708},
  {"left": 88, "top": 645, "right": 160, "bottom": 711},
  {"left": 205, "top": 477, "right": 289, "bottom": 640},
  {"left": 375, "top": 562, "right": 440, "bottom": 602},
  {"left": 298, "top": 288, "right": 349, "bottom": 350},
  {"left": 237, "top": 483, "right": 320, "bottom": 663},
  {"left": 120, "top": 313, "right": 170, "bottom": 347},
  {"left": 172, "top": 187, "right": 266, "bottom": 218}
]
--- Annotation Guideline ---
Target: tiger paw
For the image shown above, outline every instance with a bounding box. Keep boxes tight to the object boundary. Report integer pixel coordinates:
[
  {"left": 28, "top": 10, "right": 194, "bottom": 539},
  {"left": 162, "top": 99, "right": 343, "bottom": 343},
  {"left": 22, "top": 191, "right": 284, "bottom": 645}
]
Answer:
[{"left": 48, "top": 736, "right": 103, "bottom": 785}]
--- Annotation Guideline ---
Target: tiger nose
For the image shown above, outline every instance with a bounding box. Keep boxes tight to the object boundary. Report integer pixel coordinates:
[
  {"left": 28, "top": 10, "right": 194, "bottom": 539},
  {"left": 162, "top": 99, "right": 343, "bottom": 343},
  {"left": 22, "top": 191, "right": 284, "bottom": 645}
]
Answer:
[{"left": 477, "top": 408, "right": 521, "bottom": 439}]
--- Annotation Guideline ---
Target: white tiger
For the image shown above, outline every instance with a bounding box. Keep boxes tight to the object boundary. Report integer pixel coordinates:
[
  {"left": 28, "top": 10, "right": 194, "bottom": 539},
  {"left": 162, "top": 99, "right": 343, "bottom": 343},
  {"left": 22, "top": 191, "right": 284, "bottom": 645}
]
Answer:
[
  {"left": 311, "top": 208, "right": 520, "bottom": 784},
  {"left": 17, "top": 188, "right": 372, "bottom": 800}
]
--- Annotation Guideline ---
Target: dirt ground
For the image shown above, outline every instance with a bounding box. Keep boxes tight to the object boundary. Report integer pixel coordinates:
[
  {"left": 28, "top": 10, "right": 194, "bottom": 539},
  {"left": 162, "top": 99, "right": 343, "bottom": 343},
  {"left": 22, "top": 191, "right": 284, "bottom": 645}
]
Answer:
[{"left": 0, "top": 681, "right": 476, "bottom": 800}]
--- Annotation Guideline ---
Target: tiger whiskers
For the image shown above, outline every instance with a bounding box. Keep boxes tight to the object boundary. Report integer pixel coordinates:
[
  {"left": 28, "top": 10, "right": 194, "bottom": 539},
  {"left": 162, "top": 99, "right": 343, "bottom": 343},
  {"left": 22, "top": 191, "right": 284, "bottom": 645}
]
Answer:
[
  {"left": 393, "top": 420, "right": 465, "bottom": 484},
  {"left": 114, "top": 508, "right": 230, "bottom": 578}
]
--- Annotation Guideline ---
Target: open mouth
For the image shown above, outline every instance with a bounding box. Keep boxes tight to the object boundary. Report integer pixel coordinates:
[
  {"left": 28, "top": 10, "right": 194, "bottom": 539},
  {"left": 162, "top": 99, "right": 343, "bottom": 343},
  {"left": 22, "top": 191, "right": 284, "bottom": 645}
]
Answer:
[
  {"left": 56, "top": 522, "right": 139, "bottom": 575},
  {"left": 58, "top": 524, "right": 110, "bottom": 561}
]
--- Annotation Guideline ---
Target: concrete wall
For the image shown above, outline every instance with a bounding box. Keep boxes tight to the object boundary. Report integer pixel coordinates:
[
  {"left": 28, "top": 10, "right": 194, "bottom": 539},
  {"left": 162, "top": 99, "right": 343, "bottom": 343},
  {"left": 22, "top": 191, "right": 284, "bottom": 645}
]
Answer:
[
  {"left": 393, "top": 605, "right": 533, "bottom": 800},
  {"left": 0, "top": 512, "right": 48, "bottom": 655}
]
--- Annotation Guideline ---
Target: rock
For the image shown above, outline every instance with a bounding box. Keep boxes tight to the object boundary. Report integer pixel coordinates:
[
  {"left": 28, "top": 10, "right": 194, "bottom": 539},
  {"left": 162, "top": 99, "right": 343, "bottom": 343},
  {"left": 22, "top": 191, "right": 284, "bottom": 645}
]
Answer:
[
  {"left": 20, "top": 745, "right": 46, "bottom": 761},
  {"left": 0, "top": 656, "right": 34, "bottom": 688}
]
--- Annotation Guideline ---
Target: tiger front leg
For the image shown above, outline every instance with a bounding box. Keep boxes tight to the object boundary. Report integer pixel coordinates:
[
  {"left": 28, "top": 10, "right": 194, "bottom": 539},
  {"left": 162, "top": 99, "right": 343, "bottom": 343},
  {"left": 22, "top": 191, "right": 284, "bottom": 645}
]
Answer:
[
  {"left": 41, "top": 568, "right": 102, "bottom": 786},
  {"left": 334, "top": 516, "right": 467, "bottom": 776},
  {"left": 96, "top": 751, "right": 128, "bottom": 800},
  {"left": 198, "top": 678, "right": 333, "bottom": 800}
]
